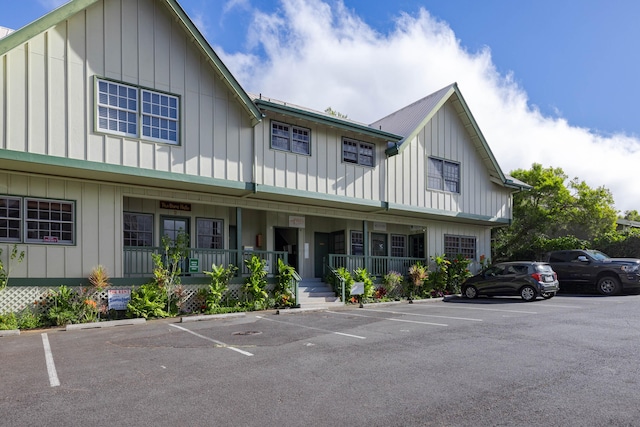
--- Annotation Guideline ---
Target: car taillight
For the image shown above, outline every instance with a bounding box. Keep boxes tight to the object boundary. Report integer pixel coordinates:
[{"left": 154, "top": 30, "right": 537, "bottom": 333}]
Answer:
[{"left": 531, "top": 273, "right": 542, "bottom": 282}]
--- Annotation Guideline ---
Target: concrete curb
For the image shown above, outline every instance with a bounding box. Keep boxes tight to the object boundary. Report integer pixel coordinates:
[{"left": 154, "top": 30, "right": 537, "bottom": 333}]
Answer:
[
  {"left": 180, "top": 312, "right": 246, "bottom": 323},
  {"left": 66, "top": 318, "right": 146, "bottom": 331},
  {"left": 0, "top": 329, "right": 20, "bottom": 337}
]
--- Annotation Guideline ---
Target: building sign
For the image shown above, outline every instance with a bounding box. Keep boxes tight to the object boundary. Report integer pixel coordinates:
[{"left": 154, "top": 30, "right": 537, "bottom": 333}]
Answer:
[
  {"left": 159, "top": 201, "right": 191, "bottom": 211},
  {"left": 289, "top": 215, "right": 306, "bottom": 228},
  {"left": 373, "top": 222, "right": 387, "bottom": 231},
  {"left": 108, "top": 289, "right": 131, "bottom": 311},
  {"left": 43, "top": 236, "right": 59, "bottom": 243}
]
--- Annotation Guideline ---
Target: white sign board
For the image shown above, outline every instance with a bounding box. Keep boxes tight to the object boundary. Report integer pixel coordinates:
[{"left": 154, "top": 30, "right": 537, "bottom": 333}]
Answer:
[
  {"left": 108, "top": 289, "right": 131, "bottom": 311},
  {"left": 351, "top": 282, "right": 365, "bottom": 296},
  {"left": 289, "top": 215, "right": 306, "bottom": 228}
]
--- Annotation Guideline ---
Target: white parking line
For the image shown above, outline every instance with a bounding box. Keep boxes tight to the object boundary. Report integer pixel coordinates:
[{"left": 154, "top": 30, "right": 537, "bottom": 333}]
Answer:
[
  {"left": 41, "top": 333, "right": 60, "bottom": 387},
  {"left": 438, "top": 305, "right": 537, "bottom": 314},
  {"left": 361, "top": 308, "right": 483, "bottom": 322},
  {"left": 256, "top": 315, "right": 366, "bottom": 339},
  {"left": 169, "top": 324, "right": 254, "bottom": 356},
  {"left": 327, "top": 310, "right": 448, "bottom": 327}
]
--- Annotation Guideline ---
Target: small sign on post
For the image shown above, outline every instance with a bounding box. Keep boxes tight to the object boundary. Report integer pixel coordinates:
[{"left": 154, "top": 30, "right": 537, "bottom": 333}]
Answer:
[
  {"left": 189, "top": 258, "right": 200, "bottom": 274},
  {"left": 108, "top": 289, "right": 131, "bottom": 311},
  {"left": 351, "top": 282, "right": 365, "bottom": 308}
]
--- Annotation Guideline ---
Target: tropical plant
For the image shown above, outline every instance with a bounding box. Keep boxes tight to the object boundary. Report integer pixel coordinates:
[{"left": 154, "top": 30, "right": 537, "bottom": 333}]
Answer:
[
  {"left": 382, "top": 271, "right": 403, "bottom": 298},
  {"left": 151, "top": 231, "right": 189, "bottom": 314},
  {"left": 425, "top": 254, "right": 450, "bottom": 296},
  {"left": 126, "top": 283, "right": 169, "bottom": 319},
  {"left": 88, "top": 264, "right": 111, "bottom": 291},
  {"left": 242, "top": 255, "right": 269, "bottom": 310},
  {"left": 45, "top": 285, "right": 81, "bottom": 326},
  {"left": 354, "top": 267, "right": 375, "bottom": 299},
  {"left": 329, "top": 267, "right": 354, "bottom": 302},
  {"left": 407, "top": 262, "right": 428, "bottom": 299},
  {"left": 0, "top": 244, "right": 25, "bottom": 291},
  {"left": 204, "top": 263, "right": 238, "bottom": 309},
  {"left": 0, "top": 312, "right": 18, "bottom": 330},
  {"left": 275, "top": 258, "right": 296, "bottom": 307},
  {"left": 446, "top": 254, "right": 472, "bottom": 295}
]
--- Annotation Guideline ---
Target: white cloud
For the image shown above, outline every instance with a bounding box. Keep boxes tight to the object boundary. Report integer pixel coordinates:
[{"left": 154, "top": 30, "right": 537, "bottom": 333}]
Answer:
[{"left": 219, "top": 0, "right": 640, "bottom": 213}]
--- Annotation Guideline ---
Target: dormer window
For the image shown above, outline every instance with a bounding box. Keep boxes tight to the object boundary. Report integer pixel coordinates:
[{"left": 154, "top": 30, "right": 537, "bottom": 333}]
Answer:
[
  {"left": 428, "top": 157, "right": 460, "bottom": 193},
  {"left": 343, "top": 138, "right": 374, "bottom": 167}
]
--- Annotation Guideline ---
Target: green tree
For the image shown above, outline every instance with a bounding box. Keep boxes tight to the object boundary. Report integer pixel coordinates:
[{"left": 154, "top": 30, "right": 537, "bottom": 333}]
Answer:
[
  {"left": 324, "top": 107, "right": 348, "bottom": 119},
  {"left": 493, "top": 163, "right": 617, "bottom": 261},
  {"left": 622, "top": 210, "right": 640, "bottom": 222}
]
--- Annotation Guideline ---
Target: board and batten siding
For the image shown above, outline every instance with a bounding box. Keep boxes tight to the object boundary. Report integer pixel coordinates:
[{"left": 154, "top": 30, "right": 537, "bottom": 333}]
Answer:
[
  {"left": 388, "top": 100, "right": 512, "bottom": 220},
  {"left": 254, "top": 113, "right": 387, "bottom": 202},
  {"left": 0, "top": 0, "right": 253, "bottom": 184},
  {"left": 0, "top": 172, "right": 121, "bottom": 279}
]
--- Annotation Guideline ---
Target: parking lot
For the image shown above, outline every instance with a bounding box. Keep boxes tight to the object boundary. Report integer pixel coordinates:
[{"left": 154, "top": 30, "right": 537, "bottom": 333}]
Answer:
[{"left": 3, "top": 294, "right": 640, "bottom": 426}]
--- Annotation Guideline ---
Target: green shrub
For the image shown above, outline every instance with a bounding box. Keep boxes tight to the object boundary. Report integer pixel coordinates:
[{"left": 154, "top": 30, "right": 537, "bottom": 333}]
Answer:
[
  {"left": 275, "top": 259, "right": 296, "bottom": 307},
  {"left": 354, "top": 268, "right": 375, "bottom": 299},
  {"left": 204, "top": 263, "right": 238, "bottom": 309},
  {"left": 126, "top": 283, "right": 169, "bottom": 319},
  {"left": 382, "top": 271, "right": 403, "bottom": 298},
  {"left": 242, "top": 256, "right": 268, "bottom": 310},
  {"left": 0, "top": 312, "right": 18, "bottom": 330}
]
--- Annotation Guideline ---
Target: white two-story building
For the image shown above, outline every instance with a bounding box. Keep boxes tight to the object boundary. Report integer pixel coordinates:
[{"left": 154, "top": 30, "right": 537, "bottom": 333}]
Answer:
[{"left": 0, "top": 0, "right": 526, "bottom": 303}]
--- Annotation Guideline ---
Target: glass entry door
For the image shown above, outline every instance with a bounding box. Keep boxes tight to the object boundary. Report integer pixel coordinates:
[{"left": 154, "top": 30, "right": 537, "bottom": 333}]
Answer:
[{"left": 161, "top": 216, "right": 190, "bottom": 244}]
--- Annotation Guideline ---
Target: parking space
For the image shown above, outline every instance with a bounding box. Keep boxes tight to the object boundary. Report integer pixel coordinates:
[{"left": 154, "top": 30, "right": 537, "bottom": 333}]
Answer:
[{"left": 2, "top": 293, "right": 635, "bottom": 393}]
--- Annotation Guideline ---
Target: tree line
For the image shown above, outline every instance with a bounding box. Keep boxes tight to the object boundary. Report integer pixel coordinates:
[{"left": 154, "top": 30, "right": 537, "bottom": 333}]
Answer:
[{"left": 493, "top": 163, "right": 640, "bottom": 261}]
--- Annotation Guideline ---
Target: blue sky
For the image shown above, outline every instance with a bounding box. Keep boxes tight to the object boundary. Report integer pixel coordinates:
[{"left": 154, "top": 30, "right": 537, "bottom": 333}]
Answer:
[{"left": 3, "top": 0, "right": 640, "bottom": 211}]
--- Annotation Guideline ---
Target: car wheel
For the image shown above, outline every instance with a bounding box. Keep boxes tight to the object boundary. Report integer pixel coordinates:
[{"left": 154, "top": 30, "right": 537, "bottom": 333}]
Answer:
[
  {"left": 597, "top": 276, "right": 620, "bottom": 295},
  {"left": 542, "top": 292, "right": 555, "bottom": 299},
  {"left": 520, "top": 285, "right": 537, "bottom": 302},
  {"left": 463, "top": 286, "right": 478, "bottom": 299}
]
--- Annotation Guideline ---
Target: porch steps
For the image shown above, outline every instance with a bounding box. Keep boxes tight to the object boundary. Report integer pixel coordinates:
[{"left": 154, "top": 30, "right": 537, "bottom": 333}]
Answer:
[{"left": 297, "top": 278, "right": 343, "bottom": 309}]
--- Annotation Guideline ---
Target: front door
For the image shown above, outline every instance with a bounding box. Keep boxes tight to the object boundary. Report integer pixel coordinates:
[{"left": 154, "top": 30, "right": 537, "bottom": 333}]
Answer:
[
  {"left": 409, "top": 234, "right": 425, "bottom": 259},
  {"left": 161, "top": 216, "right": 190, "bottom": 244},
  {"left": 314, "top": 232, "right": 330, "bottom": 278},
  {"left": 275, "top": 227, "right": 298, "bottom": 271}
]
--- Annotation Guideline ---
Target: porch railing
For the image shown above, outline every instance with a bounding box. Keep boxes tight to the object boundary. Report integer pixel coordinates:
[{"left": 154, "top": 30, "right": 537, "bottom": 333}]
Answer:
[
  {"left": 123, "top": 247, "right": 288, "bottom": 278},
  {"left": 327, "top": 254, "right": 425, "bottom": 277}
]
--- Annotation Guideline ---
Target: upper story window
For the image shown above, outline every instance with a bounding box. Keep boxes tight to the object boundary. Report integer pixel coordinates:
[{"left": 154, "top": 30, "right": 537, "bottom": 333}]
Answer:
[
  {"left": 271, "top": 121, "right": 310, "bottom": 155},
  {"left": 96, "top": 77, "right": 180, "bottom": 145},
  {"left": 343, "top": 138, "right": 374, "bottom": 167},
  {"left": 428, "top": 157, "right": 460, "bottom": 193}
]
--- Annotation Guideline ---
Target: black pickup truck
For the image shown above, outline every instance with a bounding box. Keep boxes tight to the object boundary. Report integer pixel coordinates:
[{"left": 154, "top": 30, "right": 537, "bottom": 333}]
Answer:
[{"left": 543, "top": 249, "right": 640, "bottom": 295}]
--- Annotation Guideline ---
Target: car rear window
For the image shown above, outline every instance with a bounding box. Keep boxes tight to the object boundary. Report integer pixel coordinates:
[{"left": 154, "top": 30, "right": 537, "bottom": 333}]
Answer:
[{"left": 535, "top": 264, "right": 554, "bottom": 273}]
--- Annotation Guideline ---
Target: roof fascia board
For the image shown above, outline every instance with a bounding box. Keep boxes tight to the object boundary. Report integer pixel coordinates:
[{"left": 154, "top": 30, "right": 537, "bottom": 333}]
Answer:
[
  {"left": 255, "top": 99, "right": 403, "bottom": 142},
  {"left": 0, "top": 0, "right": 100, "bottom": 55},
  {"left": 163, "top": 0, "right": 262, "bottom": 126},
  {"left": 451, "top": 84, "right": 507, "bottom": 183},
  {"left": 384, "top": 85, "right": 456, "bottom": 156}
]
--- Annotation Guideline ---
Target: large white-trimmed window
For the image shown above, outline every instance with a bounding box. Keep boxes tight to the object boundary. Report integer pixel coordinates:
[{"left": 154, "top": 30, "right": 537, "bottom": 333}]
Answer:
[
  {"left": 391, "top": 234, "right": 407, "bottom": 257},
  {"left": 444, "top": 234, "right": 476, "bottom": 260},
  {"left": 428, "top": 157, "right": 460, "bottom": 193},
  {"left": 124, "top": 213, "right": 153, "bottom": 247},
  {"left": 351, "top": 231, "right": 364, "bottom": 255},
  {"left": 0, "top": 197, "right": 22, "bottom": 242},
  {"left": 96, "top": 77, "right": 180, "bottom": 145},
  {"left": 271, "top": 121, "right": 311, "bottom": 155},
  {"left": 343, "top": 138, "right": 374, "bottom": 167},
  {"left": 25, "top": 199, "right": 74, "bottom": 244},
  {"left": 196, "top": 218, "right": 223, "bottom": 249}
]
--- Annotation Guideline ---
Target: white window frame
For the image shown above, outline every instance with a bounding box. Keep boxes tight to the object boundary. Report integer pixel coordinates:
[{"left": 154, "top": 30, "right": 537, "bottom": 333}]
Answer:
[
  {"left": 25, "top": 198, "right": 75, "bottom": 245},
  {"left": 0, "top": 196, "right": 22, "bottom": 242},
  {"left": 270, "top": 120, "right": 311, "bottom": 155},
  {"left": 96, "top": 77, "right": 180, "bottom": 145},
  {"left": 428, "top": 157, "right": 460, "bottom": 193},
  {"left": 343, "top": 137, "right": 375, "bottom": 167},
  {"left": 391, "top": 234, "right": 407, "bottom": 257},
  {"left": 351, "top": 231, "right": 364, "bottom": 255}
]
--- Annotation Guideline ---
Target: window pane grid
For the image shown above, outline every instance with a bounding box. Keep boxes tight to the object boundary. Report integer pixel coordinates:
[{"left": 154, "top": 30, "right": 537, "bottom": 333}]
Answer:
[
  {"left": 97, "top": 80, "right": 138, "bottom": 137},
  {"left": 196, "top": 218, "right": 223, "bottom": 249},
  {"left": 444, "top": 235, "right": 476, "bottom": 260},
  {"left": 351, "top": 231, "right": 363, "bottom": 255},
  {"left": 25, "top": 199, "right": 74, "bottom": 244},
  {"left": 343, "top": 138, "right": 374, "bottom": 167},
  {"left": 271, "top": 121, "right": 310, "bottom": 155},
  {"left": 428, "top": 157, "right": 460, "bottom": 193},
  {"left": 0, "top": 197, "right": 21, "bottom": 241},
  {"left": 391, "top": 234, "right": 406, "bottom": 257},
  {"left": 124, "top": 213, "right": 153, "bottom": 247},
  {"left": 141, "top": 89, "right": 179, "bottom": 144}
]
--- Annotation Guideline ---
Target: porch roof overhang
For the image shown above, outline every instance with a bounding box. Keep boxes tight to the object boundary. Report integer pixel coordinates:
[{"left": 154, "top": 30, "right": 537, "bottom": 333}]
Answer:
[{"left": 1, "top": 150, "right": 510, "bottom": 227}]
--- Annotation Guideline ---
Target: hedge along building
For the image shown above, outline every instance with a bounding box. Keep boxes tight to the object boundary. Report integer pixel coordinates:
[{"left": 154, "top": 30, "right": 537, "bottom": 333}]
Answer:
[{"left": 0, "top": 0, "right": 527, "bottom": 311}]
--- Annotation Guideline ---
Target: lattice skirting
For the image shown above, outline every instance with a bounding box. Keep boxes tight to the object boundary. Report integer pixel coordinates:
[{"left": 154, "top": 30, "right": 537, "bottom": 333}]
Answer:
[{"left": 0, "top": 284, "right": 257, "bottom": 314}]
